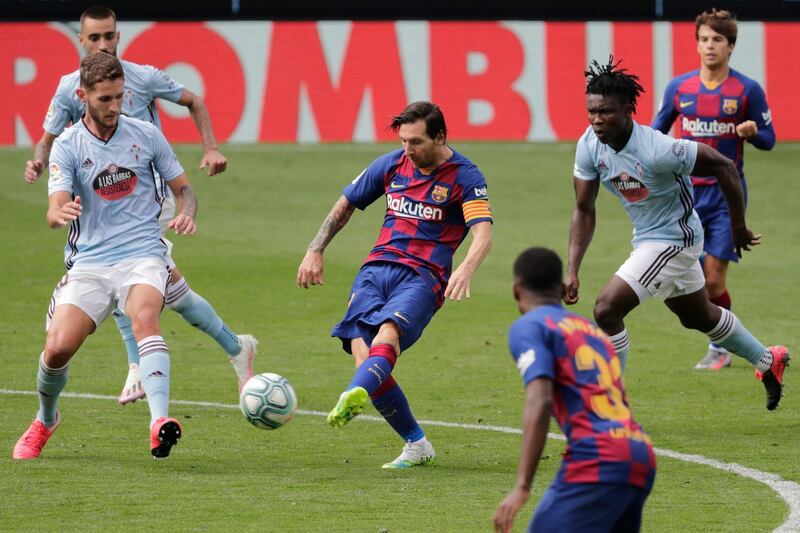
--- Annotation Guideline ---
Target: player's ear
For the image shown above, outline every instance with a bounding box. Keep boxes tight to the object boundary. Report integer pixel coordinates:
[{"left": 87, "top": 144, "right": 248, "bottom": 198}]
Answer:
[
  {"left": 76, "top": 87, "right": 86, "bottom": 102},
  {"left": 512, "top": 281, "right": 522, "bottom": 302}
]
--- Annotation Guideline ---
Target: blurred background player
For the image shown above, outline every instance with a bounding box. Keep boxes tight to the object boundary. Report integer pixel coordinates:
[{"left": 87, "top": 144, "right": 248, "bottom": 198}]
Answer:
[
  {"left": 297, "top": 101, "right": 493, "bottom": 468},
  {"left": 565, "top": 58, "right": 789, "bottom": 410},
  {"left": 22, "top": 6, "right": 257, "bottom": 402},
  {"left": 14, "top": 53, "right": 191, "bottom": 459},
  {"left": 494, "top": 247, "right": 655, "bottom": 533},
  {"left": 652, "top": 9, "right": 775, "bottom": 370}
]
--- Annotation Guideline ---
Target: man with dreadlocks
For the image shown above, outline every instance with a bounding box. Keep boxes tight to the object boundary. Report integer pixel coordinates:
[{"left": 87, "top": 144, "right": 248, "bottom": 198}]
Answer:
[{"left": 565, "top": 57, "right": 789, "bottom": 411}]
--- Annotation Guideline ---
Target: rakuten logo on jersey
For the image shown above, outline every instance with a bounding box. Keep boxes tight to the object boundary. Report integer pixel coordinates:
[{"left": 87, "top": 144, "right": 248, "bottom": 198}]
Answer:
[
  {"left": 386, "top": 194, "right": 443, "bottom": 221},
  {"left": 682, "top": 117, "right": 736, "bottom": 137}
]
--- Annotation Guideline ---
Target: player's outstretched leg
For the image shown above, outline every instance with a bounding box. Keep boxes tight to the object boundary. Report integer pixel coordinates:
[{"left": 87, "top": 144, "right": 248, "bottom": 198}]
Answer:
[
  {"left": 113, "top": 309, "right": 146, "bottom": 404},
  {"left": 13, "top": 355, "right": 66, "bottom": 460},
  {"left": 371, "top": 378, "right": 435, "bottom": 469},
  {"left": 696, "top": 290, "right": 733, "bottom": 370},
  {"left": 756, "top": 346, "right": 791, "bottom": 411},
  {"left": 165, "top": 275, "right": 257, "bottom": 391},
  {"left": 327, "top": 386, "right": 369, "bottom": 428}
]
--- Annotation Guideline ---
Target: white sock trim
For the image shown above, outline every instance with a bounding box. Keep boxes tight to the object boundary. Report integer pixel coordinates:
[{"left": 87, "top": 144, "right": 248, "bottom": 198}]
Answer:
[
  {"left": 137, "top": 335, "right": 169, "bottom": 358},
  {"left": 609, "top": 329, "right": 630, "bottom": 352},
  {"left": 707, "top": 308, "right": 736, "bottom": 343},
  {"left": 39, "top": 353, "right": 68, "bottom": 376}
]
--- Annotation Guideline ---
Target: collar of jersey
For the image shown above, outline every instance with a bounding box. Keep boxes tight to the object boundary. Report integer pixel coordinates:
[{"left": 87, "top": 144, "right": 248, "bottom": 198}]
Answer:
[{"left": 80, "top": 116, "right": 121, "bottom": 146}]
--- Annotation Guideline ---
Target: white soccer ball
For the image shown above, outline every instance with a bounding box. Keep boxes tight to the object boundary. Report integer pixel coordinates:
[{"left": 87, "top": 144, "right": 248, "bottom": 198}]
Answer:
[{"left": 239, "top": 373, "right": 298, "bottom": 430}]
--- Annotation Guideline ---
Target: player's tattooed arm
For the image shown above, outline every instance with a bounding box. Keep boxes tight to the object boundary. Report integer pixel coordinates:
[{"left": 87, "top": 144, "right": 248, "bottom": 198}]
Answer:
[
  {"left": 178, "top": 89, "right": 227, "bottom": 176},
  {"left": 297, "top": 195, "right": 355, "bottom": 288},
  {"left": 166, "top": 174, "right": 198, "bottom": 235},
  {"left": 565, "top": 177, "right": 599, "bottom": 304},
  {"left": 25, "top": 132, "right": 58, "bottom": 183}
]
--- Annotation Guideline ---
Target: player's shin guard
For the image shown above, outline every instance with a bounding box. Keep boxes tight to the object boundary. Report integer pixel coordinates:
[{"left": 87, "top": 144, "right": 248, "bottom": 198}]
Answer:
[
  {"left": 166, "top": 277, "right": 241, "bottom": 356},
  {"left": 36, "top": 354, "right": 67, "bottom": 428},
  {"left": 112, "top": 309, "right": 140, "bottom": 365},
  {"left": 609, "top": 329, "right": 630, "bottom": 371},
  {"left": 138, "top": 336, "right": 170, "bottom": 426},
  {"left": 371, "top": 377, "right": 425, "bottom": 442},
  {"left": 348, "top": 344, "right": 398, "bottom": 396},
  {"left": 706, "top": 308, "right": 772, "bottom": 371}
]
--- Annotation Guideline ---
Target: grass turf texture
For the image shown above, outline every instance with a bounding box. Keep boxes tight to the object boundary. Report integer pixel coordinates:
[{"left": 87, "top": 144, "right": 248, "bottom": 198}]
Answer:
[{"left": 1, "top": 143, "right": 798, "bottom": 532}]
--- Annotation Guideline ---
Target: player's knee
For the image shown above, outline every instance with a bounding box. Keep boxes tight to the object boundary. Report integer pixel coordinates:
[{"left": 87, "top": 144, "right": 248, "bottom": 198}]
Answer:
[
  {"left": 43, "top": 334, "right": 78, "bottom": 366},
  {"left": 677, "top": 310, "right": 714, "bottom": 332},
  {"left": 593, "top": 297, "right": 619, "bottom": 331},
  {"left": 130, "top": 306, "right": 161, "bottom": 336}
]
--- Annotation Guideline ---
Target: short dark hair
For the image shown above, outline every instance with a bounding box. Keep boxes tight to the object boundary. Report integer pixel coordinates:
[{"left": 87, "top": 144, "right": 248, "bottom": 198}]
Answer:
[
  {"left": 513, "top": 247, "right": 563, "bottom": 292},
  {"left": 389, "top": 101, "right": 447, "bottom": 141},
  {"left": 585, "top": 56, "right": 645, "bottom": 113},
  {"left": 80, "top": 5, "right": 117, "bottom": 28},
  {"left": 80, "top": 52, "right": 124, "bottom": 89},
  {"left": 695, "top": 8, "right": 737, "bottom": 45}
]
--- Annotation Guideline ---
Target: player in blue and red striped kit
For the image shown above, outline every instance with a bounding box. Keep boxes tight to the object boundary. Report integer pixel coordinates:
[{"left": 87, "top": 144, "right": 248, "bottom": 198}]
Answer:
[
  {"left": 652, "top": 9, "right": 775, "bottom": 370},
  {"left": 297, "top": 101, "right": 493, "bottom": 469},
  {"left": 494, "top": 247, "right": 655, "bottom": 533}
]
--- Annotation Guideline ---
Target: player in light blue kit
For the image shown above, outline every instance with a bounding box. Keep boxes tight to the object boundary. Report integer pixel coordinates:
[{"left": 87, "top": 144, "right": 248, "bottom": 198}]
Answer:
[
  {"left": 14, "top": 53, "right": 192, "bottom": 459},
  {"left": 23, "top": 6, "right": 256, "bottom": 403},
  {"left": 565, "top": 58, "right": 789, "bottom": 410}
]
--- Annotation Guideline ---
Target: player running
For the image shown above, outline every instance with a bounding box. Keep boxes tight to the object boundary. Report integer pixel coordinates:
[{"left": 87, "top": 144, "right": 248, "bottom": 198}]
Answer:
[
  {"left": 494, "top": 247, "right": 656, "bottom": 533},
  {"left": 14, "top": 53, "right": 190, "bottom": 459},
  {"left": 566, "top": 57, "right": 788, "bottom": 410},
  {"left": 652, "top": 9, "right": 775, "bottom": 370},
  {"left": 297, "top": 101, "right": 493, "bottom": 468},
  {"left": 23, "top": 6, "right": 256, "bottom": 402}
]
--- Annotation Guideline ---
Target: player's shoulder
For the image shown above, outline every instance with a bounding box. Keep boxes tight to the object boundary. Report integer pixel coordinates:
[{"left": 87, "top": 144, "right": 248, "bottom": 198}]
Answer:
[
  {"left": 576, "top": 125, "right": 601, "bottom": 154},
  {"left": 448, "top": 148, "right": 485, "bottom": 181},
  {"left": 121, "top": 59, "right": 155, "bottom": 77},
  {"left": 53, "top": 69, "right": 80, "bottom": 98},
  {"left": 669, "top": 69, "right": 701, "bottom": 90},
  {"left": 119, "top": 115, "right": 160, "bottom": 137},
  {"left": 728, "top": 68, "right": 765, "bottom": 92},
  {"left": 369, "top": 148, "right": 405, "bottom": 170}
]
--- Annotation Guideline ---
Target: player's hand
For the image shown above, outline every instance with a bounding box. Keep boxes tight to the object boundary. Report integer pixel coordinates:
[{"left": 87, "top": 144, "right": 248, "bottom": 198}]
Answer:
[
  {"left": 444, "top": 264, "right": 474, "bottom": 301},
  {"left": 732, "top": 224, "right": 761, "bottom": 258},
  {"left": 297, "top": 250, "right": 324, "bottom": 288},
  {"left": 52, "top": 195, "right": 82, "bottom": 227},
  {"left": 200, "top": 149, "right": 228, "bottom": 176},
  {"left": 168, "top": 213, "right": 196, "bottom": 235},
  {"left": 24, "top": 159, "right": 45, "bottom": 183},
  {"left": 493, "top": 487, "right": 529, "bottom": 533},
  {"left": 736, "top": 120, "right": 758, "bottom": 140},
  {"left": 564, "top": 272, "right": 580, "bottom": 305}
]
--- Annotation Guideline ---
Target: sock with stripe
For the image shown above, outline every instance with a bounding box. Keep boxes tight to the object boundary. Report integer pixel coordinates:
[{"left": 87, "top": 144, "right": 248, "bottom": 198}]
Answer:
[
  {"left": 347, "top": 344, "right": 397, "bottom": 395},
  {"left": 609, "top": 329, "right": 630, "bottom": 371},
  {"left": 708, "top": 290, "right": 732, "bottom": 351},
  {"left": 112, "top": 309, "right": 140, "bottom": 365},
  {"left": 36, "top": 354, "right": 68, "bottom": 428},
  {"left": 138, "top": 336, "right": 170, "bottom": 426},
  {"left": 705, "top": 307, "right": 772, "bottom": 372},
  {"left": 166, "top": 277, "right": 241, "bottom": 356},
  {"left": 370, "top": 377, "right": 425, "bottom": 442}
]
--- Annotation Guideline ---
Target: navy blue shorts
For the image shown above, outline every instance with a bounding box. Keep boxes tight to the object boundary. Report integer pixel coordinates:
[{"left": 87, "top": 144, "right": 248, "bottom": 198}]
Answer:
[
  {"left": 331, "top": 262, "right": 437, "bottom": 354},
  {"left": 528, "top": 481, "right": 651, "bottom": 533},
  {"left": 693, "top": 182, "right": 748, "bottom": 263}
]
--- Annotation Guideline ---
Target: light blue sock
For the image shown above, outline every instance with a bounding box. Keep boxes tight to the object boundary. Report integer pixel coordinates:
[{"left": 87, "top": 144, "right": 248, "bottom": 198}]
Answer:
[
  {"left": 138, "top": 336, "right": 170, "bottom": 426},
  {"left": 112, "top": 309, "right": 140, "bottom": 365},
  {"left": 707, "top": 308, "right": 771, "bottom": 371},
  {"left": 609, "top": 329, "right": 630, "bottom": 371},
  {"left": 166, "top": 278, "right": 241, "bottom": 356},
  {"left": 36, "top": 355, "right": 68, "bottom": 428}
]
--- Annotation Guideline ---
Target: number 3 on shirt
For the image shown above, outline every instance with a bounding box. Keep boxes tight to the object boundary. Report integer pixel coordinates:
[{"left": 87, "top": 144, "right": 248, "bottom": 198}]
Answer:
[{"left": 575, "top": 345, "right": 631, "bottom": 422}]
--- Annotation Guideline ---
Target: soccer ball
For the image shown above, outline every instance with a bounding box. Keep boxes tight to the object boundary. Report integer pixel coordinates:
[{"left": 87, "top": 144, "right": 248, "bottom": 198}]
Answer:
[{"left": 239, "top": 373, "right": 298, "bottom": 430}]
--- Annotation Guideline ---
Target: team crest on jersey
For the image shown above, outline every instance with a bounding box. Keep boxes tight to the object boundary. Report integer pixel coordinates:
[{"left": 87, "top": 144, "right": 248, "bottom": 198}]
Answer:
[
  {"left": 598, "top": 159, "right": 608, "bottom": 170},
  {"left": 722, "top": 98, "right": 738, "bottom": 115},
  {"left": 130, "top": 144, "right": 141, "bottom": 162},
  {"left": 634, "top": 162, "right": 644, "bottom": 179},
  {"left": 431, "top": 184, "right": 450, "bottom": 203},
  {"left": 610, "top": 172, "right": 649, "bottom": 202},
  {"left": 93, "top": 163, "right": 138, "bottom": 201}
]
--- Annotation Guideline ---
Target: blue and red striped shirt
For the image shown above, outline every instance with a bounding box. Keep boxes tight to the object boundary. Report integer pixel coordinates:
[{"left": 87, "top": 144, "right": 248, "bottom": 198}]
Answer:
[
  {"left": 344, "top": 148, "right": 492, "bottom": 303},
  {"left": 652, "top": 68, "right": 775, "bottom": 186},
  {"left": 509, "top": 304, "right": 656, "bottom": 489}
]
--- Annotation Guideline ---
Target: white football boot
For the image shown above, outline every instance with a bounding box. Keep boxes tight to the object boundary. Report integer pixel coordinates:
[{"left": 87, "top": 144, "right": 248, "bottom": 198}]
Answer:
[
  {"left": 382, "top": 438, "right": 436, "bottom": 469},
  {"left": 118, "top": 363, "right": 145, "bottom": 405},
  {"left": 231, "top": 334, "right": 258, "bottom": 392}
]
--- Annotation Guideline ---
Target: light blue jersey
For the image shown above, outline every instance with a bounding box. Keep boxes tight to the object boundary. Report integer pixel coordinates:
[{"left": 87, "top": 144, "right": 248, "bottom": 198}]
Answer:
[
  {"left": 43, "top": 60, "right": 184, "bottom": 135},
  {"left": 573, "top": 122, "right": 701, "bottom": 247},
  {"left": 47, "top": 115, "right": 184, "bottom": 268}
]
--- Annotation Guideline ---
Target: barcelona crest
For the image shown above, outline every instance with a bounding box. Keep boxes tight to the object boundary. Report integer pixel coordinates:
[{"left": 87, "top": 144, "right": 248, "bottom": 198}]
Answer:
[
  {"left": 431, "top": 184, "right": 449, "bottom": 203},
  {"left": 722, "top": 98, "right": 738, "bottom": 115}
]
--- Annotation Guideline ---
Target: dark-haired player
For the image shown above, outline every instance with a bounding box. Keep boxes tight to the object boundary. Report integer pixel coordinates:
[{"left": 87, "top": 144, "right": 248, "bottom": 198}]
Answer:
[
  {"left": 565, "top": 57, "right": 788, "bottom": 410},
  {"left": 652, "top": 9, "right": 775, "bottom": 370},
  {"left": 23, "top": 6, "right": 257, "bottom": 403},
  {"left": 297, "top": 101, "right": 493, "bottom": 468},
  {"left": 494, "top": 247, "right": 655, "bottom": 533}
]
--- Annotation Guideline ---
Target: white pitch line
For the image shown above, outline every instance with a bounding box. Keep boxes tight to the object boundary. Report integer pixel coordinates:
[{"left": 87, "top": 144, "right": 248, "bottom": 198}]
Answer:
[{"left": 2, "top": 388, "right": 797, "bottom": 532}]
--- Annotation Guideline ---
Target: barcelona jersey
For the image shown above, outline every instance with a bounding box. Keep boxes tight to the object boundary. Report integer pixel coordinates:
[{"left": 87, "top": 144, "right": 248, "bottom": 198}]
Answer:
[
  {"left": 508, "top": 304, "right": 656, "bottom": 489},
  {"left": 652, "top": 68, "right": 775, "bottom": 186},
  {"left": 343, "top": 148, "right": 492, "bottom": 302}
]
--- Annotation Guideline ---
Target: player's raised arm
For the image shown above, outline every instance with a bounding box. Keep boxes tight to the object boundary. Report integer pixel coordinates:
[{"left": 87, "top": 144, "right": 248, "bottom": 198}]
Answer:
[
  {"left": 691, "top": 143, "right": 761, "bottom": 257},
  {"left": 565, "top": 177, "right": 600, "bottom": 304},
  {"left": 493, "top": 377, "right": 553, "bottom": 533},
  {"left": 176, "top": 89, "right": 227, "bottom": 176},
  {"left": 445, "top": 221, "right": 492, "bottom": 301},
  {"left": 297, "top": 195, "right": 356, "bottom": 289},
  {"left": 166, "top": 174, "right": 197, "bottom": 236}
]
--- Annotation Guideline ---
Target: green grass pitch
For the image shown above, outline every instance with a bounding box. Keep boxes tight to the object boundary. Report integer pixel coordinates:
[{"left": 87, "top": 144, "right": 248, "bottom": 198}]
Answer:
[{"left": 1, "top": 143, "right": 798, "bottom": 532}]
